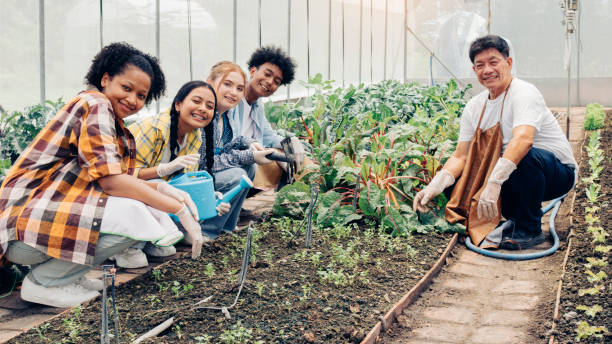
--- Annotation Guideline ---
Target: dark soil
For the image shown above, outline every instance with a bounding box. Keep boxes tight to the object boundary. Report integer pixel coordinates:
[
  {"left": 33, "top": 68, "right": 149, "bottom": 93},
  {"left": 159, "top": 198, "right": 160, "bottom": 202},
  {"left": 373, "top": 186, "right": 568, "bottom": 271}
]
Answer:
[
  {"left": 555, "top": 115, "right": 611, "bottom": 343},
  {"left": 8, "top": 219, "right": 452, "bottom": 343}
]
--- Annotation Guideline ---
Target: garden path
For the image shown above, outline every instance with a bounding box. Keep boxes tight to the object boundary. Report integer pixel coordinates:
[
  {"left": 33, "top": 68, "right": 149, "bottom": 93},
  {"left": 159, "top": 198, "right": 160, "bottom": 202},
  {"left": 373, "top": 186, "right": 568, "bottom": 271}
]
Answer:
[
  {"left": 381, "top": 108, "right": 588, "bottom": 344},
  {"left": 0, "top": 191, "right": 276, "bottom": 343}
]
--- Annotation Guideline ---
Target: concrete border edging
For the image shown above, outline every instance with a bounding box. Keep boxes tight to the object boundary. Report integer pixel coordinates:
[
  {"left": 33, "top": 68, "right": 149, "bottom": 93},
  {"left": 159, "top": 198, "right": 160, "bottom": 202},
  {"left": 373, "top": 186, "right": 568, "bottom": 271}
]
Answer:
[{"left": 361, "top": 232, "right": 459, "bottom": 344}]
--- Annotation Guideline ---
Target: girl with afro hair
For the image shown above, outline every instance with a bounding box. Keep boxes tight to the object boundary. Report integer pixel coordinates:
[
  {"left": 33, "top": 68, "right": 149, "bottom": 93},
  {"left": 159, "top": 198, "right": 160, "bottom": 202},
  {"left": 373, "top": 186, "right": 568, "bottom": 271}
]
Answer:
[{"left": 0, "top": 42, "right": 204, "bottom": 308}]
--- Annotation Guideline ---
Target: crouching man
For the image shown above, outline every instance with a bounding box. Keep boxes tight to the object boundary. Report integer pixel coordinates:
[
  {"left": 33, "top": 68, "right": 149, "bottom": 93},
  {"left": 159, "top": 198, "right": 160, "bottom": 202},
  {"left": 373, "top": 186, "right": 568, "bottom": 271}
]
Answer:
[{"left": 413, "top": 35, "right": 576, "bottom": 249}]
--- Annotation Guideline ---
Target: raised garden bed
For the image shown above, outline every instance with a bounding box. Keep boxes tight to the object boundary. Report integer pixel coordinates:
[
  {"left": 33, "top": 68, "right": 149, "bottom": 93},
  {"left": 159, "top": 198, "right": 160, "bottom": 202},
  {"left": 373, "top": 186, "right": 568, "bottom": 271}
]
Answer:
[
  {"left": 9, "top": 218, "right": 453, "bottom": 343},
  {"left": 553, "top": 114, "right": 611, "bottom": 343}
]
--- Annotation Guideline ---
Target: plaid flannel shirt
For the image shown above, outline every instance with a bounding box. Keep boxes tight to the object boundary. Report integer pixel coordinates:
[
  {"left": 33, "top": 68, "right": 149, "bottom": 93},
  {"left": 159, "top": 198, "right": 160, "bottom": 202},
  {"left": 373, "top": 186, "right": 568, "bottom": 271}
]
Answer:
[
  {"left": 128, "top": 112, "right": 201, "bottom": 180},
  {"left": 0, "top": 91, "right": 136, "bottom": 265}
]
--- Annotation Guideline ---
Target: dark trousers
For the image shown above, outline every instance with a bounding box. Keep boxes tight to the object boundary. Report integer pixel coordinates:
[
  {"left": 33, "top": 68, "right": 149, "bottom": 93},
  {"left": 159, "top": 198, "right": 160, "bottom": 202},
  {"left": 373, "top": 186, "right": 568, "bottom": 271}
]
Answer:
[{"left": 500, "top": 147, "right": 575, "bottom": 234}]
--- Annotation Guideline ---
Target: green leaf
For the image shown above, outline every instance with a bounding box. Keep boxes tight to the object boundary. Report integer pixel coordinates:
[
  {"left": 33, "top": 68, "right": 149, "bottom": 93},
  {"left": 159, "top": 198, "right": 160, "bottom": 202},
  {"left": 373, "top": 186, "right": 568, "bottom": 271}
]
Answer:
[{"left": 272, "top": 182, "right": 311, "bottom": 217}]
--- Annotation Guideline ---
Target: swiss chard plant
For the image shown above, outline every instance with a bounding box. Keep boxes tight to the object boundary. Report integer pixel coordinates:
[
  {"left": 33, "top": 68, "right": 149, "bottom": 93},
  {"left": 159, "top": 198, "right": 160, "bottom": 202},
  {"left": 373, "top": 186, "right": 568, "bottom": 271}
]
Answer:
[{"left": 270, "top": 76, "right": 468, "bottom": 235}]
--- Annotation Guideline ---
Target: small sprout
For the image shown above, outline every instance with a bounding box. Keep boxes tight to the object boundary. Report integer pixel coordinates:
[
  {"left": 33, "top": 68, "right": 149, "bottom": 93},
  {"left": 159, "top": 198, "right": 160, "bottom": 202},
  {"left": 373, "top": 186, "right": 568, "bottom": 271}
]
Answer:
[
  {"left": 147, "top": 295, "right": 161, "bottom": 307},
  {"left": 584, "top": 257, "right": 608, "bottom": 269},
  {"left": 310, "top": 251, "right": 322, "bottom": 267},
  {"left": 195, "top": 334, "right": 213, "bottom": 344},
  {"left": 576, "top": 304, "right": 603, "bottom": 318},
  {"left": 255, "top": 282, "right": 265, "bottom": 297},
  {"left": 574, "top": 321, "right": 608, "bottom": 341},
  {"left": 578, "top": 285, "right": 604, "bottom": 296},
  {"left": 594, "top": 245, "right": 611, "bottom": 254},
  {"left": 585, "top": 270, "right": 607, "bottom": 283},
  {"left": 151, "top": 268, "right": 163, "bottom": 281},
  {"left": 204, "top": 263, "right": 215, "bottom": 277}
]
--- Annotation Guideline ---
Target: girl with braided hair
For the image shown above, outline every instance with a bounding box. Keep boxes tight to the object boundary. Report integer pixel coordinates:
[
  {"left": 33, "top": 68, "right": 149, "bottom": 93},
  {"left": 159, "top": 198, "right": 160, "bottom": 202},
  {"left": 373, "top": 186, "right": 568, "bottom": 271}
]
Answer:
[{"left": 118, "top": 81, "right": 230, "bottom": 268}]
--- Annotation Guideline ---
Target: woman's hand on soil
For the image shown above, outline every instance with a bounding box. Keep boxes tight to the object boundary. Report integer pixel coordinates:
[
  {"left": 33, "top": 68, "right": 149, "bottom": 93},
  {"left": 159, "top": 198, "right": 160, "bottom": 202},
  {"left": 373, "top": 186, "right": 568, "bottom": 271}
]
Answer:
[
  {"left": 156, "top": 153, "right": 200, "bottom": 177},
  {"left": 253, "top": 149, "right": 274, "bottom": 165},
  {"left": 157, "top": 182, "right": 199, "bottom": 220},
  {"left": 175, "top": 205, "right": 203, "bottom": 259}
]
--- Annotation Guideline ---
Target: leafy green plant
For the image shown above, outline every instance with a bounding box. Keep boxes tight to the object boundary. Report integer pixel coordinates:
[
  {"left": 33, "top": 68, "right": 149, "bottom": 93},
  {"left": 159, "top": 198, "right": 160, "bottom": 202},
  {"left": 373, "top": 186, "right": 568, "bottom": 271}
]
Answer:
[
  {"left": 574, "top": 321, "right": 608, "bottom": 341},
  {"left": 151, "top": 268, "right": 162, "bottom": 281},
  {"left": 584, "top": 257, "right": 608, "bottom": 269},
  {"left": 204, "top": 263, "right": 215, "bottom": 277},
  {"left": 594, "top": 245, "right": 611, "bottom": 254},
  {"left": 62, "top": 306, "right": 82, "bottom": 343},
  {"left": 583, "top": 103, "right": 605, "bottom": 130},
  {"left": 35, "top": 323, "right": 51, "bottom": 341},
  {"left": 576, "top": 304, "right": 603, "bottom": 318},
  {"left": 585, "top": 270, "right": 607, "bottom": 283},
  {"left": 585, "top": 184, "right": 601, "bottom": 204},
  {"left": 578, "top": 285, "right": 604, "bottom": 296},
  {"left": 220, "top": 321, "right": 253, "bottom": 344},
  {"left": 255, "top": 282, "right": 265, "bottom": 297}
]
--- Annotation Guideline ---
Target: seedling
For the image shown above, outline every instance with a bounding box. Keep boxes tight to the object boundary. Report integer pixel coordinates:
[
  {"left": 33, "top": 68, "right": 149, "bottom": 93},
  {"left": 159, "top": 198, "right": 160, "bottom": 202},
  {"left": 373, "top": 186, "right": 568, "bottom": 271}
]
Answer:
[
  {"left": 220, "top": 321, "right": 253, "bottom": 344},
  {"left": 147, "top": 295, "right": 161, "bottom": 307},
  {"left": 585, "top": 270, "right": 607, "bottom": 284},
  {"left": 310, "top": 251, "right": 322, "bottom": 267},
  {"left": 151, "top": 269, "right": 162, "bottom": 281},
  {"left": 204, "top": 263, "right": 215, "bottom": 277},
  {"left": 63, "top": 306, "right": 82, "bottom": 342},
  {"left": 35, "top": 323, "right": 50, "bottom": 340},
  {"left": 576, "top": 304, "right": 603, "bottom": 318},
  {"left": 584, "top": 257, "right": 608, "bottom": 269},
  {"left": 594, "top": 245, "right": 611, "bottom": 254},
  {"left": 174, "top": 322, "right": 184, "bottom": 340},
  {"left": 195, "top": 335, "right": 213, "bottom": 344},
  {"left": 299, "top": 283, "right": 312, "bottom": 303},
  {"left": 574, "top": 321, "right": 608, "bottom": 341},
  {"left": 255, "top": 282, "right": 265, "bottom": 297},
  {"left": 578, "top": 285, "right": 604, "bottom": 296}
]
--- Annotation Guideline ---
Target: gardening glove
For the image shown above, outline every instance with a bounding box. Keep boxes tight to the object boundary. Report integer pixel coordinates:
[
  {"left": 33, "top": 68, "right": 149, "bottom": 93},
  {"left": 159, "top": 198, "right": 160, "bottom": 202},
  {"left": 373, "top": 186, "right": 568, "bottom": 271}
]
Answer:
[
  {"left": 253, "top": 149, "right": 275, "bottom": 165},
  {"left": 413, "top": 169, "right": 455, "bottom": 213},
  {"left": 214, "top": 191, "right": 231, "bottom": 216},
  {"left": 175, "top": 205, "right": 203, "bottom": 259},
  {"left": 290, "top": 136, "right": 305, "bottom": 172},
  {"left": 157, "top": 182, "right": 199, "bottom": 220},
  {"left": 156, "top": 153, "right": 200, "bottom": 177},
  {"left": 476, "top": 158, "right": 517, "bottom": 220}
]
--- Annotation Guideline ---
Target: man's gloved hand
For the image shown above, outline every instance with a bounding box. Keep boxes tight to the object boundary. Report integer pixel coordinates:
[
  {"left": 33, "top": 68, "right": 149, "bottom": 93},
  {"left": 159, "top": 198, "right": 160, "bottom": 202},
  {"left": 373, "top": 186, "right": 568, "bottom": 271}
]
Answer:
[
  {"left": 156, "top": 153, "right": 200, "bottom": 177},
  {"left": 476, "top": 157, "right": 516, "bottom": 220},
  {"left": 253, "top": 149, "right": 274, "bottom": 165},
  {"left": 175, "top": 205, "right": 203, "bottom": 259},
  {"left": 290, "top": 137, "right": 305, "bottom": 172},
  {"left": 214, "top": 191, "right": 231, "bottom": 216},
  {"left": 413, "top": 169, "right": 455, "bottom": 213},
  {"left": 157, "top": 182, "right": 199, "bottom": 220}
]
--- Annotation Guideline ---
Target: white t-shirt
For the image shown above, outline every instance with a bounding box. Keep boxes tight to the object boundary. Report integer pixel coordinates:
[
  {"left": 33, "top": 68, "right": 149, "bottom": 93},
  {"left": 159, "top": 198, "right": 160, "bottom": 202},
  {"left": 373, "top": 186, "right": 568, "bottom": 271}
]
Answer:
[
  {"left": 160, "top": 135, "right": 188, "bottom": 164},
  {"left": 239, "top": 99, "right": 254, "bottom": 138},
  {"left": 458, "top": 78, "right": 577, "bottom": 169}
]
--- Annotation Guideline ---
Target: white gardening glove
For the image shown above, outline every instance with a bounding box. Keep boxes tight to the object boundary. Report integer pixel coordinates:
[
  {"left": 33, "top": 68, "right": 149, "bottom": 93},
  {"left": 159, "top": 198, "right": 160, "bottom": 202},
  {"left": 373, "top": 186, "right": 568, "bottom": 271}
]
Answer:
[
  {"left": 413, "top": 169, "right": 455, "bottom": 213},
  {"left": 157, "top": 182, "right": 199, "bottom": 220},
  {"left": 175, "top": 205, "right": 203, "bottom": 259},
  {"left": 214, "top": 191, "right": 231, "bottom": 216},
  {"left": 477, "top": 157, "right": 516, "bottom": 220},
  {"left": 290, "top": 137, "right": 305, "bottom": 172},
  {"left": 253, "top": 149, "right": 274, "bottom": 165},
  {"left": 156, "top": 153, "right": 200, "bottom": 177}
]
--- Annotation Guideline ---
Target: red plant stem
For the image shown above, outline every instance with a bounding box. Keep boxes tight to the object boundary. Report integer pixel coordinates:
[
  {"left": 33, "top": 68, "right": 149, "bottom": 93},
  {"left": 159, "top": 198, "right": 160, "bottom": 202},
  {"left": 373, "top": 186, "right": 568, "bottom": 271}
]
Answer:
[{"left": 300, "top": 115, "right": 313, "bottom": 142}]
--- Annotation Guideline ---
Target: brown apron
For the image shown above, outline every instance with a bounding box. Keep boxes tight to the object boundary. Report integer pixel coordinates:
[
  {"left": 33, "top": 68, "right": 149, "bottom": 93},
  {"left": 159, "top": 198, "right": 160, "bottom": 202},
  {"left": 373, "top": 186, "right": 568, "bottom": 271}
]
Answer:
[{"left": 445, "top": 83, "right": 511, "bottom": 246}]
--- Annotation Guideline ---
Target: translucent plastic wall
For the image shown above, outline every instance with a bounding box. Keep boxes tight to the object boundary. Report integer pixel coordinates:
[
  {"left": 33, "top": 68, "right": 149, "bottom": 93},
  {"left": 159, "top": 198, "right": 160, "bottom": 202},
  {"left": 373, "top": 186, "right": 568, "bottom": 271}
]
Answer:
[{"left": 1, "top": 0, "right": 610, "bottom": 117}]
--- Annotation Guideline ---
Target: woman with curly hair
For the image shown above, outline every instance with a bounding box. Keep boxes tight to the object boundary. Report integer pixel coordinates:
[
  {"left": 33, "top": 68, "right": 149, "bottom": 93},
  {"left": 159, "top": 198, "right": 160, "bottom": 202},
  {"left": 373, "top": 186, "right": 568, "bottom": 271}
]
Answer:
[
  {"left": 113, "top": 81, "right": 231, "bottom": 267},
  {"left": 0, "top": 42, "right": 203, "bottom": 307}
]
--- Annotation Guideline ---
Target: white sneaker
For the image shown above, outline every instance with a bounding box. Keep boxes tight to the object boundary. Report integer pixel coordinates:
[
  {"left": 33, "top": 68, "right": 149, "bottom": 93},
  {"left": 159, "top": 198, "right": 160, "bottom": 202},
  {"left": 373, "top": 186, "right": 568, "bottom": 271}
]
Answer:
[
  {"left": 143, "top": 243, "right": 176, "bottom": 257},
  {"left": 108, "top": 248, "right": 148, "bottom": 269},
  {"left": 21, "top": 277, "right": 100, "bottom": 308},
  {"left": 75, "top": 276, "right": 105, "bottom": 291}
]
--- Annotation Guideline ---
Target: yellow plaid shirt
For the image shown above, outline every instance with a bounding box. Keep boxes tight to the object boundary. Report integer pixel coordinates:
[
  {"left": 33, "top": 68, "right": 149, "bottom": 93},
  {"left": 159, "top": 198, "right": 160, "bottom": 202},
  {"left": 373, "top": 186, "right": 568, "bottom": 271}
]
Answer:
[
  {"left": 128, "top": 112, "right": 202, "bottom": 180},
  {"left": 0, "top": 91, "right": 136, "bottom": 265}
]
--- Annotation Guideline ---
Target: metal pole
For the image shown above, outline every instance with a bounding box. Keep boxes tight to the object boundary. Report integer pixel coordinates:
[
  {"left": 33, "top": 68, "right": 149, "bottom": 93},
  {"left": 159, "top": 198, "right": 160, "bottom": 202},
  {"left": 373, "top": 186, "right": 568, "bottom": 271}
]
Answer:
[
  {"left": 575, "top": 0, "right": 581, "bottom": 106},
  {"left": 99, "top": 0, "right": 103, "bottom": 49},
  {"left": 307, "top": 0, "right": 311, "bottom": 84},
  {"left": 341, "top": 0, "right": 345, "bottom": 87},
  {"left": 287, "top": 0, "right": 291, "bottom": 101},
  {"left": 359, "top": 0, "right": 362, "bottom": 84},
  {"left": 383, "top": 0, "right": 388, "bottom": 80},
  {"left": 403, "top": 0, "right": 407, "bottom": 83},
  {"left": 39, "top": 0, "right": 45, "bottom": 105},
  {"left": 233, "top": 0, "right": 237, "bottom": 62},
  {"left": 258, "top": 0, "right": 262, "bottom": 47},
  {"left": 566, "top": 64, "right": 570, "bottom": 139},
  {"left": 327, "top": 0, "right": 331, "bottom": 80},
  {"left": 155, "top": 0, "right": 160, "bottom": 113},
  {"left": 187, "top": 0, "right": 193, "bottom": 80},
  {"left": 370, "top": 0, "right": 373, "bottom": 83}
]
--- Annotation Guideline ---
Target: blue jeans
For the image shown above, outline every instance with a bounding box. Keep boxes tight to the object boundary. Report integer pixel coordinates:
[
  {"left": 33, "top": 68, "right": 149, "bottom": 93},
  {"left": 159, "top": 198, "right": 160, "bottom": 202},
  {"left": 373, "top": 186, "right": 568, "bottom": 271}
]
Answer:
[
  {"left": 200, "top": 164, "right": 256, "bottom": 238},
  {"left": 500, "top": 147, "right": 575, "bottom": 235}
]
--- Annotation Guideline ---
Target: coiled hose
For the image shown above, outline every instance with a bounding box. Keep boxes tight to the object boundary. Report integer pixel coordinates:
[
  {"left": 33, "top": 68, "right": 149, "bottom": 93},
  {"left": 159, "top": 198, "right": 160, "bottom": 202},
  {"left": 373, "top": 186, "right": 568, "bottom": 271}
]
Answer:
[{"left": 465, "top": 195, "right": 565, "bottom": 260}]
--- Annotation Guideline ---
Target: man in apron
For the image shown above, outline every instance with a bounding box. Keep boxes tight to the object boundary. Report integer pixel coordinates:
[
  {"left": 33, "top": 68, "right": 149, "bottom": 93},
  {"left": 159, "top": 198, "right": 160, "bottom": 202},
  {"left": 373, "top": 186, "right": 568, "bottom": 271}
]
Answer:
[{"left": 413, "top": 35, "right": 576, "bottom": 250}]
